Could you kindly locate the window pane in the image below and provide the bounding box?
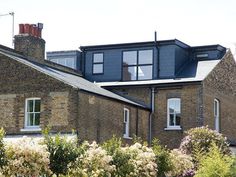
[138,65,152,80]
[169,114,174,126]
[27,113,34,126]
[138,50,153,64]
[66,58,76,69]
[123,122,126,135]
[94,53,103,63]
[34,100,41,112]
[175,99,181,113]
[34,113,40,126]
[93,64,103,74]
[123,66,137,81]
[124,111,128,122]
[123,51,137,65]
[27,100,34,112]
[58,59,66,65]
[176,113,181,126]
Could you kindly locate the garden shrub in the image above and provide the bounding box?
[152,139,172,177]
[102,136,134,177]
[179,126,230,161]
[167,149,194,177]
[3,136,51,176]
[43,129,79,176]
[103,137,157,177]
[195,143,234,177]
[124,143,157,177]
[0,128,6,169]
[67,141,115,177]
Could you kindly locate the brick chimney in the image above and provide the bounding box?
[14,23,45,61]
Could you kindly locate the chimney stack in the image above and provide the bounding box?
[14,23,45,61]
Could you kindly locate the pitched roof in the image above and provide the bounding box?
[96,59,221,87]
[0,48,149,109]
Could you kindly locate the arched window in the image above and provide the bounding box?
[214,99,220,132]
[167,98,181,129]
[123,108,130,138]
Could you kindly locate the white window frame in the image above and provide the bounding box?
[214,99,220,132]
[165,98,181,130]
[123,108,130,138]
[22,98,41,131]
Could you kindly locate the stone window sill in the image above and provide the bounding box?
[20,127,42,132]
[164,127,182,131]
[123,136,133,140]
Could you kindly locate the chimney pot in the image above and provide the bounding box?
[24,24,30,34]
[19,24,24,34]
[14,22,45,61]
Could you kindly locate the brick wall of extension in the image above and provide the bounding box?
[0,53,150,143]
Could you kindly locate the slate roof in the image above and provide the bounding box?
[96,59,221,87]
[0,48,149,109]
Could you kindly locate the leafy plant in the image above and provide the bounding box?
[0,128,6,169]
[43,128,79,176]
[195,143,234,177]
[152,138,172,177]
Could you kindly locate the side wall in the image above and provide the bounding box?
[77,91,150,143]
[108,84,202,148]
[203,51,236,143]
[0,54,78,134]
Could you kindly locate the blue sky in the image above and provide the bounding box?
[1,0,236,53]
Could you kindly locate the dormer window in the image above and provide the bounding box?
[122,49,153,81]
[93,53,104,74]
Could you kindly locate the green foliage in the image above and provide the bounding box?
[152,139,172,177]
[195,143,234,177]
[102,136,134,177]
[0,128,6,168]
[43,128,79,176]
[179,126,231,161]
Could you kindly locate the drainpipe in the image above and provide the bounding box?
[149,87,155,144]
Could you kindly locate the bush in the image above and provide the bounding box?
[152,139,172,177]
[167,149,194,177]
[102,136,134,176]
[0,128,6,169]
[179,126,230,161]
[103,137,157,177]
[195,143,234,177]
[3,136,51,176]
[43,130,79,176]
[67,141,115,177]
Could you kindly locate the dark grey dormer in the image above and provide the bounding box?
[47,40,226,82]
[47,50,81,71]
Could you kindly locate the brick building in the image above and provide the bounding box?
[0,24,150,143]
[0,23,235,148]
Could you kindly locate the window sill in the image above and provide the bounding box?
[20,128,42,132]
[123,136,132,140]
[164,127,182,131]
